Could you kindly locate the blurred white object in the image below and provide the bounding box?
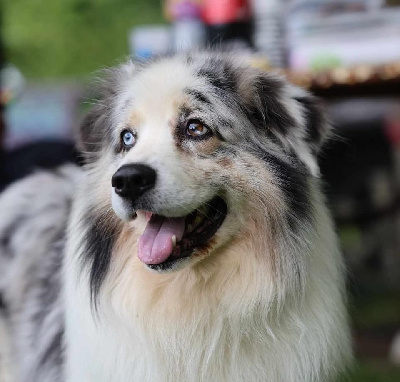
[390,331,400,365]
[252,0,286,67]
[166,0,205,52]
[4,83,81,150]
[287,8,400,70]
[130,26,172,59]
[172,19,204,52]
[0,65,25,106]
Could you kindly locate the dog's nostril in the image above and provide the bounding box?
[112,176,125,191]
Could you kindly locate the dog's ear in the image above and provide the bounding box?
[248,73,330,177]
[291,92,330,155]
[76,61,135,163]
[286,90,331,177]
[76,104,106,162]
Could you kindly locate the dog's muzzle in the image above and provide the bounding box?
[112,164,157,200]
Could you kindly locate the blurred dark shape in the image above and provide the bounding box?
[202,0,253,49]
[319,98,400,369]
[322,99,400,291]
[0,140,79,192]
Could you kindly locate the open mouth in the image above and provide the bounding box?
[137,196,227,271]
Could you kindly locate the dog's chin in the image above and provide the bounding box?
[112,193,228,273]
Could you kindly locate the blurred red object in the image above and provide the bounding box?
[202,0,252,25]
[164,0,202,21]
[385,112,400,148]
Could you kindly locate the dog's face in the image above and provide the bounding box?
[80,53,328,274]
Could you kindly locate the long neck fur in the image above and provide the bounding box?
[65,181,351,382]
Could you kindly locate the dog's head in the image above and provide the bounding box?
[79,53,329,276]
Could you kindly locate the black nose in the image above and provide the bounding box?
[112,164,157,199]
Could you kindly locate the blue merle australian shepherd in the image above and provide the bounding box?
[0,52,352,381]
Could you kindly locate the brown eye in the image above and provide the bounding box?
[186,120,210,138]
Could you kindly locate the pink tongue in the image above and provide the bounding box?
[138,215,185,265]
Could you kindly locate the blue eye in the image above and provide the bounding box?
[121,130,135,148]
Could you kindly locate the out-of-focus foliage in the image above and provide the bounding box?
[348,362,400,382]
[2,0,164,78]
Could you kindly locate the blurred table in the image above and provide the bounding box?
[288,61,400,98]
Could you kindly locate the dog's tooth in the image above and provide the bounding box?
[172,235,177,248]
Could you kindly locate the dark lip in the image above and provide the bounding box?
[147,196,228,271]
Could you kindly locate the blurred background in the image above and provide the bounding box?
[0,1,399,380]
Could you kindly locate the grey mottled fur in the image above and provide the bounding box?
[0,165,79,382]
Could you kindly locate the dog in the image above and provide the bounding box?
[0,52,352,381]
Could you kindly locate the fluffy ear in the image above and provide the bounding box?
[76,101,110,163]
[285,88,331,177]
[292,91,330,155]
[76,61,136,163]
[248,73,330,177]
